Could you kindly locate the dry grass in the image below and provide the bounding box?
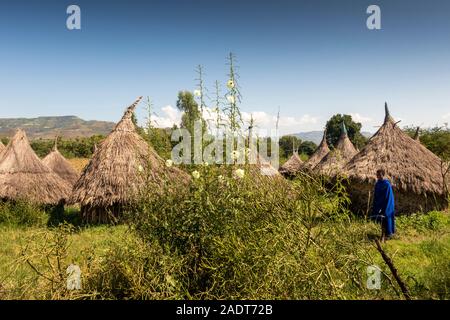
[0,129,72,205]
[67,158,90,173]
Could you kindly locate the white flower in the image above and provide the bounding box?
[226,95,235,104]
[165,159,173,167]
[231,150,240,161]
[218,175,224,181]
[194,89,202,97]
[203,161,209,167]
[234,169,245,179]
[192,170,200,179]
[227,79,235,89]
[138,165,144,172]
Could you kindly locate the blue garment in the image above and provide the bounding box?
[371,179,395,236]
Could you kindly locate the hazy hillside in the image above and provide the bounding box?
[292,131,373,144]
[0,116,115,139]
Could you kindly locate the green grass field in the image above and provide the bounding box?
[0,209,448,300]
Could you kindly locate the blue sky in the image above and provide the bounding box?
[0,0,449,134]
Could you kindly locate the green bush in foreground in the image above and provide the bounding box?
[0,201,48,227]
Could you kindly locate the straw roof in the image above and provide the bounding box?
[303,130,330,170]
[70,97,190,220]
[0,129,72,205]
[279,153,303,177]
[314,122,357,175]
[42,139,79,186]
[344,103,447,214]
[255,153,281,177]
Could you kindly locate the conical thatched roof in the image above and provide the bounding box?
[279,153,303,176]
[344,103,447,214]
[42,138,79,186]
[255,153,281,177]
[0,129,72,205]
[70,97,190,220]
[314,122,357,175]
[303,130,330,170]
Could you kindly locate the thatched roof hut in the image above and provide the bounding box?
[314,122,357,176]
[303,130,330,171]
[70,97,190,223]
[0,129,72,205]
[279,153,303,177]
[344,103,448,214]
[42,138,79,186]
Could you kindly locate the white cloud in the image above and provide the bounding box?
[443,113,450,120]
[350,113,372,124]
[148,105,319,135]
[150,105,181,128]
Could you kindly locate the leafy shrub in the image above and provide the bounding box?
[127,165,388,299]
[0,201,48,227]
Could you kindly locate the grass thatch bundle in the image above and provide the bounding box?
[314,122,357,176]
[0,129,72,205]
[303,130,330,171]
[70,97,190,223]
[279,153,303,177]
[0,140,5,156]
[344,103,448,214]
[42,139,79,186]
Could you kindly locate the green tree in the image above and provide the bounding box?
[278,135,301,158]
[325,114,367,150]
[299,141,317,156]
[404,125,450,161]
[177,91,203,134]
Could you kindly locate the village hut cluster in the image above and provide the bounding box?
[0,99,448,221]
[278,103,448,214]
[0,97,191,222]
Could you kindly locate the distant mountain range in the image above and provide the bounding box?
[0,116,115,139]
[0,115,374,143]
[292,131,373,145]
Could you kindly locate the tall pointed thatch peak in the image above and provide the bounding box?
[314,124,357,176]
[114,96,143,132]
[414,126,420,141]
[340,121,348,137]
[53,136,59,151]
[0,129,71,204]
[303,129,330,170]
[384,102,394,124]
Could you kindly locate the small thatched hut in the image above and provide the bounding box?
[344,103,448,214]
[0,129,72,205]
[43,138,79,186]
[303,130,330,171]
[279,153,303,177]
[70,97,190,223]
[314,122,357,176]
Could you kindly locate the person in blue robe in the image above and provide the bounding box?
[371,169,395,241]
